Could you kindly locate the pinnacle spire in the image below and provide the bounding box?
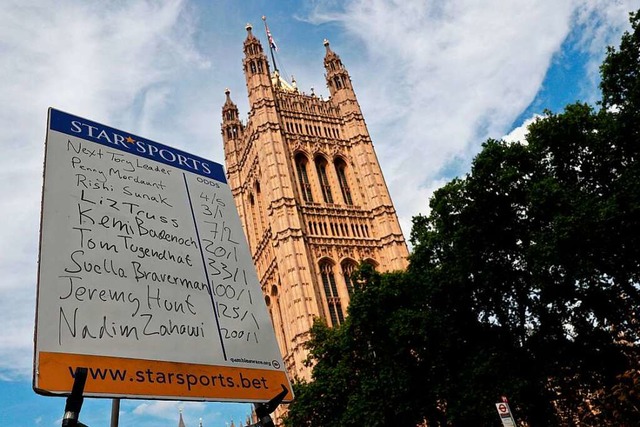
[224,88,235,106]
[323,38,340,63]
[323,39,353,96]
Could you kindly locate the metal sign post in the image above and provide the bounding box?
[110,398,120,427]
[61,367,88,427]
[250,384,289,427]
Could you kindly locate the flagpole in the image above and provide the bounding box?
[110,398,120,427]
[262,16,279,73]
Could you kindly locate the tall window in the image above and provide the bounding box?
[320,261,344,326]
[363,259,378,271]
[315,157,333,203]
[255,181,266,234]
[341,260,357,295]
[248,193,258,248]
[295,154,313,203]
[335,159,353,205]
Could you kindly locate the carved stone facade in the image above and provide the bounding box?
[221,24,409,381]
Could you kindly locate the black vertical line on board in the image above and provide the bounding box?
[182,173,227,360]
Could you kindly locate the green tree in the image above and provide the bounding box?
[284,10,640,427]
[284,268,437,427]
[411,11,640,417]
[410,104,638,425]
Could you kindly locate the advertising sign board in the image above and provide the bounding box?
[34,109,292,402]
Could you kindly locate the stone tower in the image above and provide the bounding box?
[221,24,409,380]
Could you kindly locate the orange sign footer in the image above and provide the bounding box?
[35,352,293,402]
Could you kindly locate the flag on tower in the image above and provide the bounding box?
[263,16,278,51]
[267,26,278,51]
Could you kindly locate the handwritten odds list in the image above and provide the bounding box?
[35,109,290,401]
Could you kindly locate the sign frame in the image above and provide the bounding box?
[34,108,293,403]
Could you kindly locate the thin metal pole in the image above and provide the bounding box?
[110,398,120,427]
[262,16,279,73]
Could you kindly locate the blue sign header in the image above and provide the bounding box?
[48,108,226,183]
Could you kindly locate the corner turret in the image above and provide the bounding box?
[323,39,366,138]
[323,39,354,96]
[243,23,273,104]
[221,88,244,174]
[222,88,243,140]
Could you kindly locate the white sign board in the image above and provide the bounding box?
[495,402,516,427]
[34,108,292,402]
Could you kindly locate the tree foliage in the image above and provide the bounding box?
[285,269,434,427]
[284,10,640,427]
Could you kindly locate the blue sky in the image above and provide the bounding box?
[1,1,639,426]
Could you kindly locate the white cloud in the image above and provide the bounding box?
[132,400,205,419]
[128,400,252,427]
[503,114,543,144]
[301,0,640,237]
[0,0,209,378]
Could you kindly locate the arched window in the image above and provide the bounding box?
[315,157,333,203]
[255,181,266,234]
[341,260,357,295]
[335,158,353,205]
[320,261,344,326]
[248,192,258,248]
[266,284,289,354]
[362,258,379,271]
[295,154,313,203]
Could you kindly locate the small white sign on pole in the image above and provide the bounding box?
[34,108,293,403]
[495,402,517,427]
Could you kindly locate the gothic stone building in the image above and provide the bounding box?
[221,24,409,381]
